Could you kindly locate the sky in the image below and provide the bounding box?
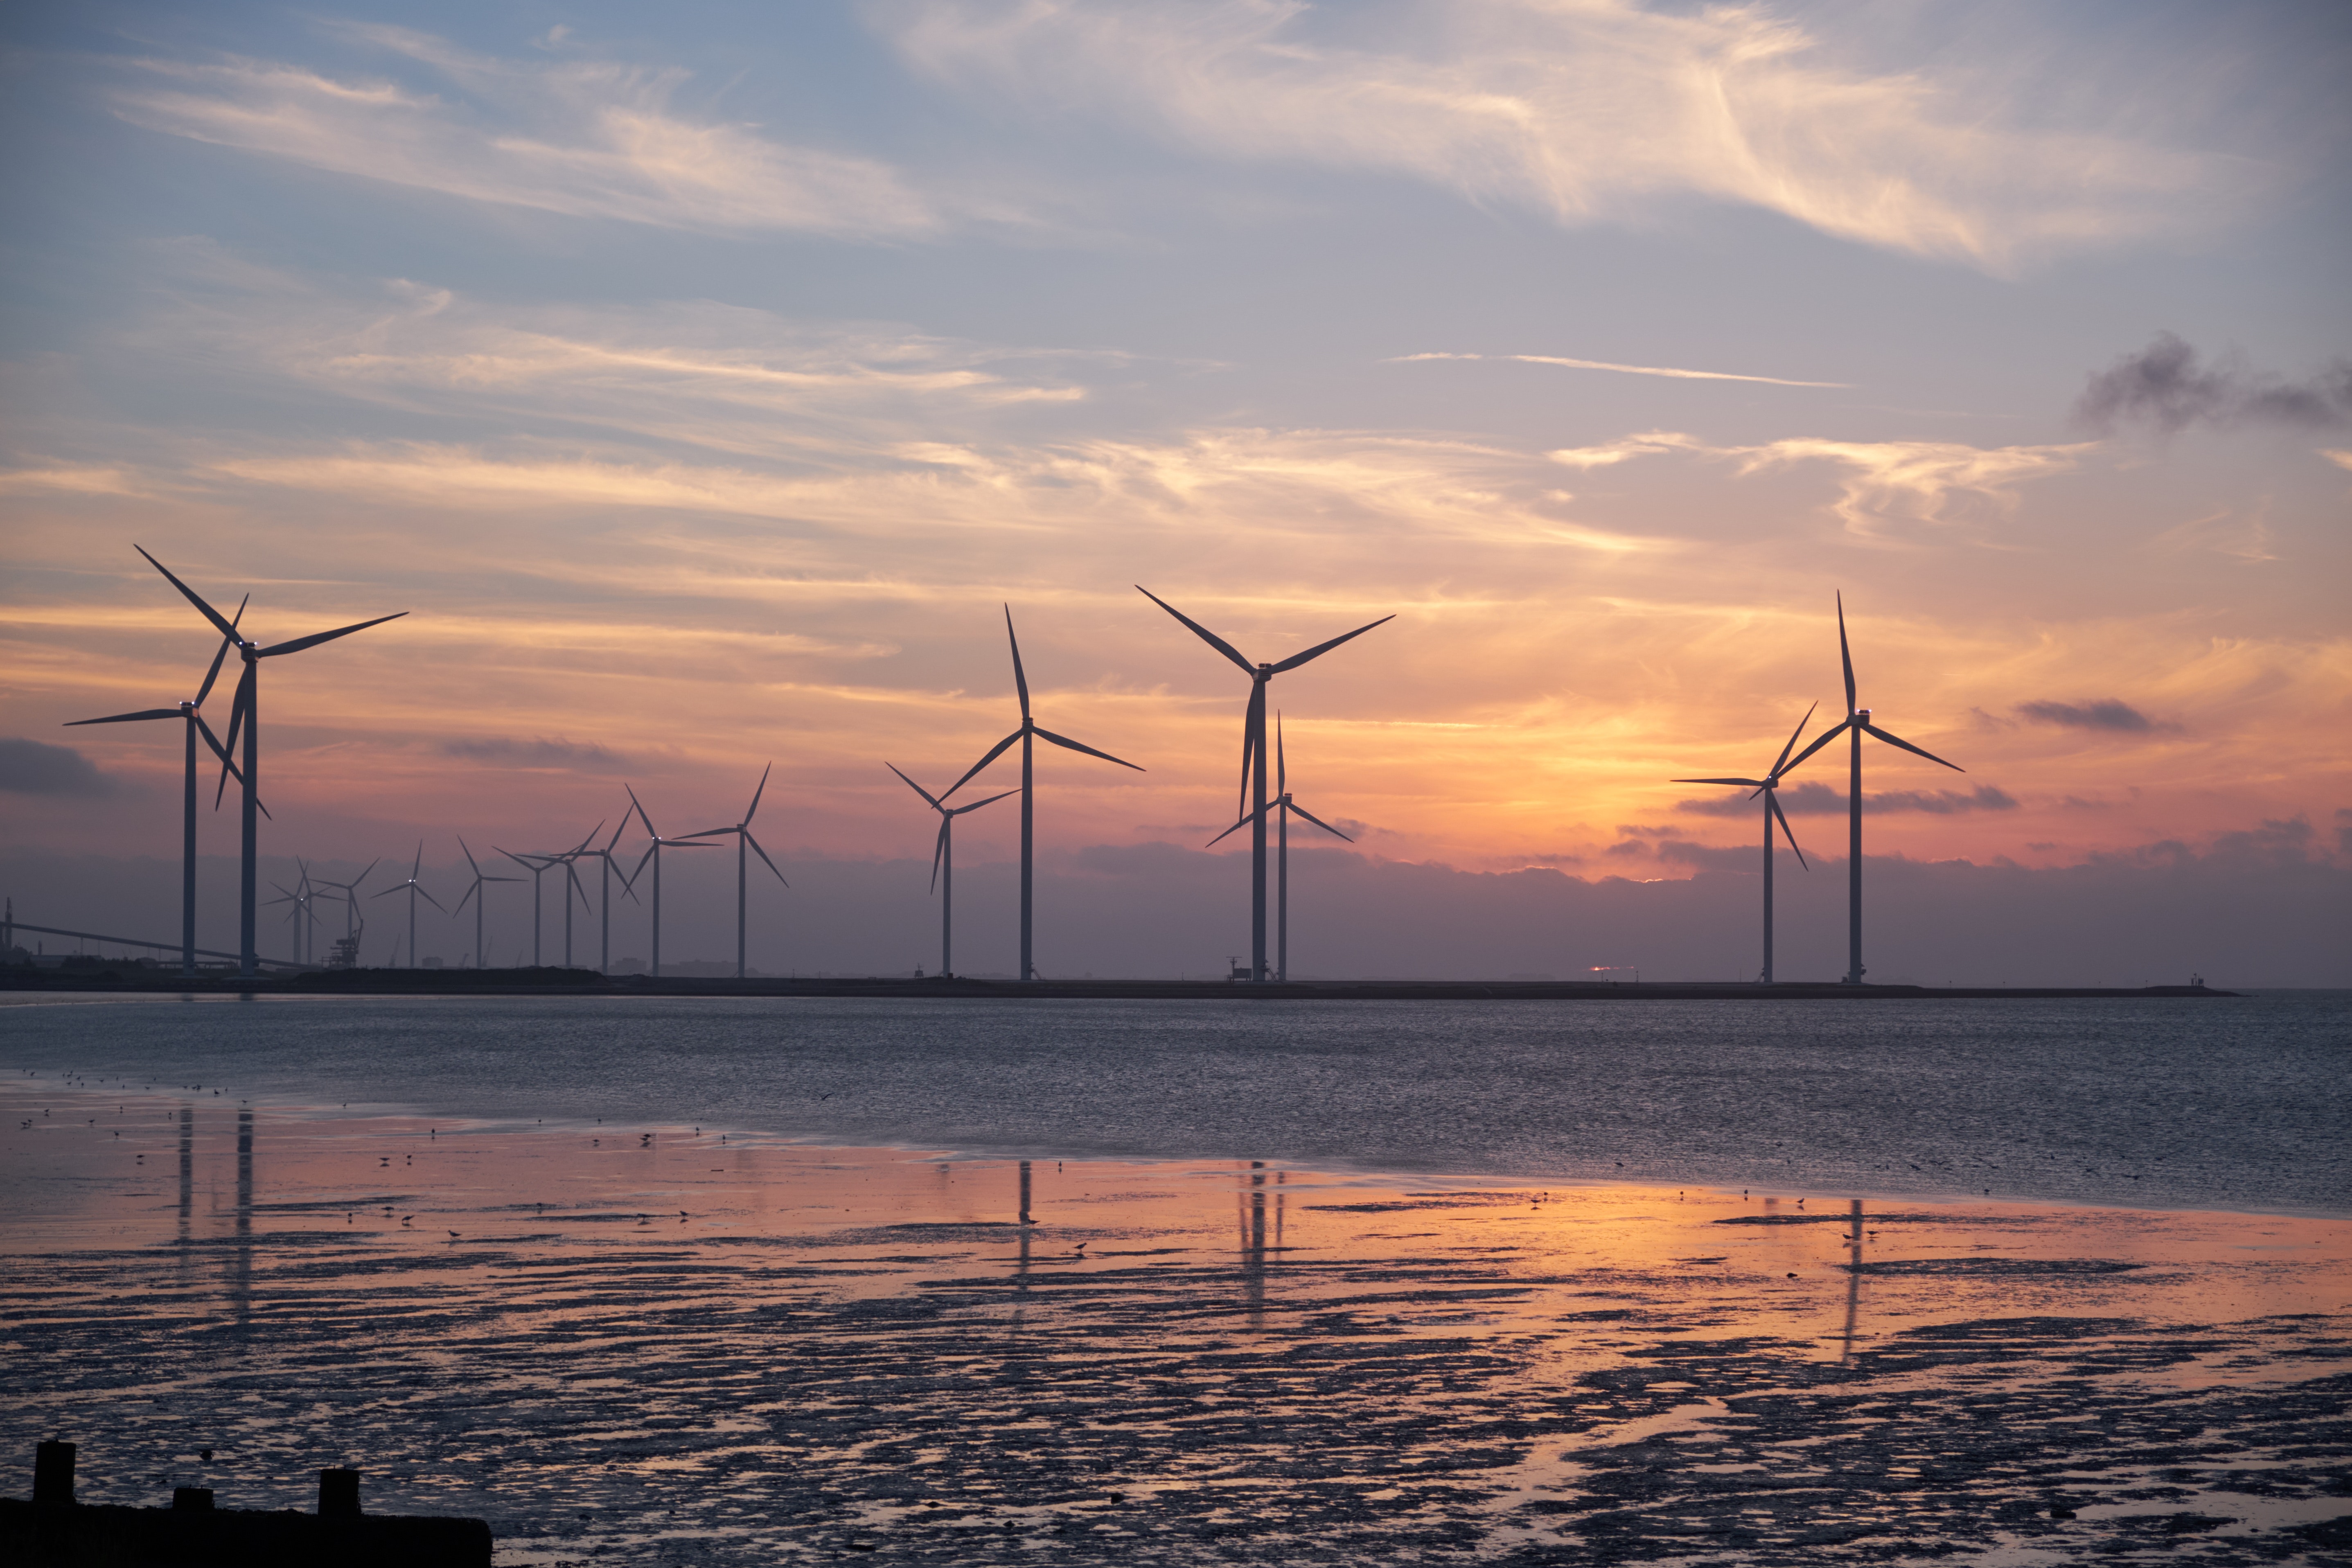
[3,0,2347,980]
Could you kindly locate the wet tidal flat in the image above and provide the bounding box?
[2,1084,2348,1565]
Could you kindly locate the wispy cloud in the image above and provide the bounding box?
[1544,429,2087,533]
[2074,333,2352,437]
[2016,698,2163,734]
[109,28,965,238]
[1677,781,2018,817]
[1390,352,1845,388]
[888,0,2231,269]
[441,735,634,771]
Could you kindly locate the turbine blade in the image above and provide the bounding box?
[744,829,787,886]
[1033,725,1143,771]
[602,814,628,854]
[1862,722,1964,772]
[1135,586,1254,675]
[412,839,424,878]
[134,546,241,642]
[564,858,591,910]
[1267,613,1394,674]
[65,709,182,725]
[1780,718,1851,775]
[496,848,537,872]
[195,628,237,709]
[887,762,943,810]
[1276,711,1285,795]
[1204,807,1262,849]
[1004,605,1032,721]
[948,787,1020,816]
[1770,790,1808,869]
[931,818,949,892]
[745,761,771,825]
[1769,701,1818,778]
[1836,592,1856,715]
[1671,777,1765,787]
[633,843,657,881]
[626,784,657,840]
[940,730,1023,800]
[455,882,478,915]
[1238,683,1264,818]
[1286,800,1353,842]
[418,887,448,914]
[373,884,405,899]
[349,858,377,894]
[257,611,408,658]
[458,836,481,876]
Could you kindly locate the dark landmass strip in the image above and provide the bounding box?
[0,967,2239,1000]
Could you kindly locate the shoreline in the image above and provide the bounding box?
[0,971,2241,1000]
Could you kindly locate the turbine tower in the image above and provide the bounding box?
[627,787,713,978]
[374,843,445,969]
[560,817,635,974]
[453,837,522,969]
[63,598,252,975]
[683,765,789,979]
[1138,587,1391,982]
[1205,714,1351,982]
[1671,704,1815,984]
[940,608,1141,982]
[135,546,405,978]
[1781,595,1964,985]
[888,764,1017,980]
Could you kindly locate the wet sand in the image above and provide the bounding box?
[2,1081,2347,1564]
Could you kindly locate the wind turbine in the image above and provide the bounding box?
[64,597,254,975]
[563,816,636,973]
[940,608,1141,982]
[1780,595,1964,985]
[681,765,789,980]
[1137,587,1391,983]
[1205,714,1351,982]
[309,859,377,967]
[1671,704,1814,984]
[374,843,446,969]
[134,546,405,978]
[497,848,559,967]
[264,865,323,966]
[888,764,1018,979]
[453,838,523,969]
[627,787,714,978]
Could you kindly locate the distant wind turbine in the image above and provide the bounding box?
[63,597,253,975]
[560,816,637,973]
[627,787,715,978]
[888,764,1017,979]
[309,859,377,967]
[1206,714,1351,982]
[1781,595,1964,985]
[683,765,789,979]
[1138,587,1391,982]
[374,843,446,969]
[1671,704,1814,984]
[454,837,523,969]
[940,608,1141,982]
[134,546,405,977]
[497,848,560,968]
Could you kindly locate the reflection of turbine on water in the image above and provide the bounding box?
[1237,1162,1285,1332]
[176,1105,194,1286]
[1840,1199,1864,1361]
[231,1109,253,1334]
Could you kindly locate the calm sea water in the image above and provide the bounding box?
[2,991,2346,1216]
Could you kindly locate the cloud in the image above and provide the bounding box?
[1393,352,1845,389]
[1722,437,2090,534]
[2016,698,2161,733]
[889,0,2229,269]
[1545,428,2086,532]
[1677,782,2017,817]
[441,736,635,771]
[2073,333,2352,437]
[110,29,960,239]
[0,738,119,798]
